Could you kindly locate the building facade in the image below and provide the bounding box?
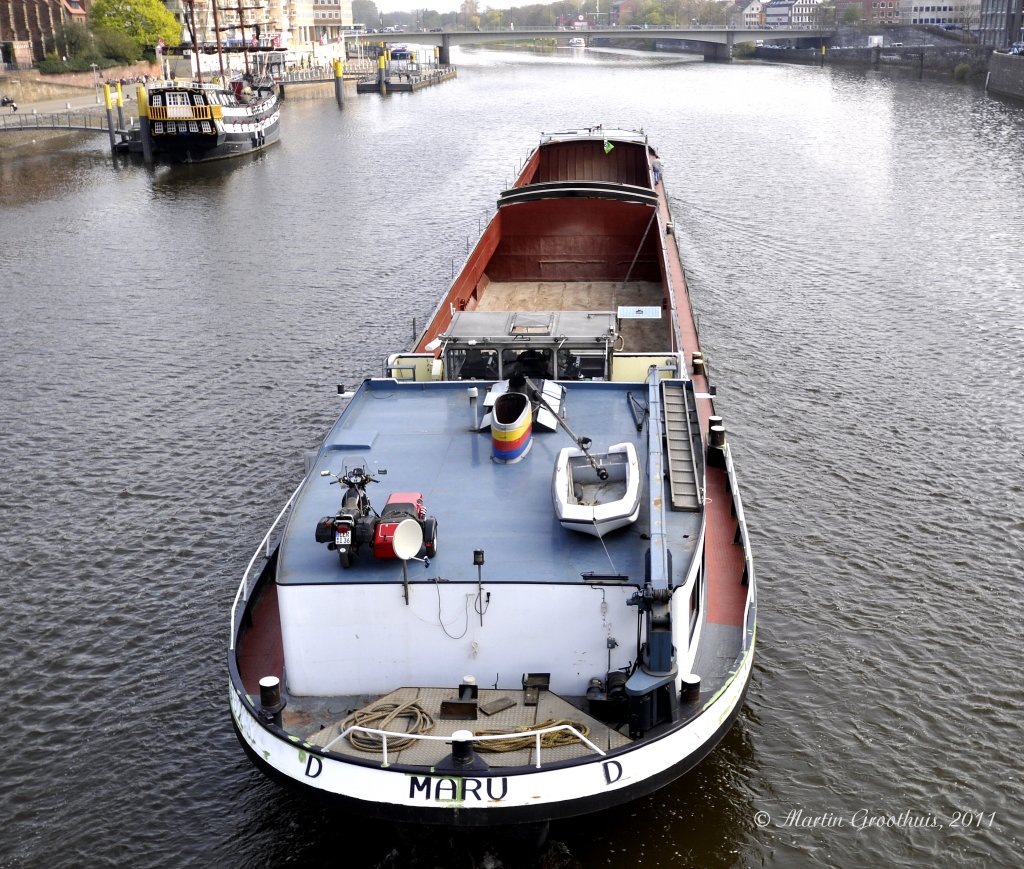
[0,0,87,64]
[742,0,766,26]
[903,1,980,26]
[873,0,900,22]
[977,0,1023,44]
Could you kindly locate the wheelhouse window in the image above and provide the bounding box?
[448,347,498,380]
[558,349,607,380]
[502,348,553,379]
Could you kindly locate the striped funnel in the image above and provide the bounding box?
[491,391,533,463]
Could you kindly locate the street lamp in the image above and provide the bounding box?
[90,63,100,104]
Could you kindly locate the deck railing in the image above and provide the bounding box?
[319,722,607,769]
[147,104,223,121]
[724,445,757,646]
[229,480,303,649]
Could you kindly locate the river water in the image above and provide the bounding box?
[1,46,1021,868]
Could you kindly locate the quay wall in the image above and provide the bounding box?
[755,44,992,77]
[986,52,1024,101]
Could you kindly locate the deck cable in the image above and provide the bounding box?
[472,718,591,752]
[339,700,436,751]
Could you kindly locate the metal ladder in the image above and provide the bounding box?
[662,381,702,511]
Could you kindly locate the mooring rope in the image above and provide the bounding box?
[473,718,590,753]
[341,700,436,752]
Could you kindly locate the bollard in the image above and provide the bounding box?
[708,422,727,468]
[681,673,701,703]
[451,730,476,766]
[692,352,705,376]
[259,675,286,726]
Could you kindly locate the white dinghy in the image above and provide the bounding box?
[552,441,641,536]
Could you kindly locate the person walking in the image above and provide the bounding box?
[10,101,17,113]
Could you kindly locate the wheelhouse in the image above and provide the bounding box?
[440,310,619,382]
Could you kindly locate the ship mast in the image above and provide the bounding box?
[185,0,203,83]
[210,0,228,82]
[236,1,251,77]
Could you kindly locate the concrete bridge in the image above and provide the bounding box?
[355,25,834,63]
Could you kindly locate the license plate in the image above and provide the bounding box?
[335,530,352,545]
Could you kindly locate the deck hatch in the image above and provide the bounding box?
[510,312,555,335]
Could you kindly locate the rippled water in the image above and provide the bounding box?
[1,48,1022,868]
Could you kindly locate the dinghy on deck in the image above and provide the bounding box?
[552,441,641,536]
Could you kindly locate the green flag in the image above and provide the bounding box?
[603,138,614,154]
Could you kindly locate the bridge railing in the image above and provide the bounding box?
[0,110,115,134]
[358,24,830,36]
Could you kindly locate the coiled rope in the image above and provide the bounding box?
[341,700,435,752]
[473,718,590,753]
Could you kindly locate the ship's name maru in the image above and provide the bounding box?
[405,760,625,802]
[408,776,509,801]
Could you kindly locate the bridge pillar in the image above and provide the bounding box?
[334,59,345,108]
[439,36,451,67]
[702,41,733,63]
[103,85,117,156]
[137,85,153,166]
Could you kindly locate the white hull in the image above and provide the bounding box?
[230,632,754,819]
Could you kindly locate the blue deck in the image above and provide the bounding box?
[277,379,702,586]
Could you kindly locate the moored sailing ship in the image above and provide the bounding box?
[228,127,756,825]
[143,0,281,162]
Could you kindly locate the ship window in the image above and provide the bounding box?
[189,121,199,132]
[448,347,498,380]
[153,122,164,134]
[152,95,163,106]
[167,121,176,133]
[201,121,212,133]
[166,92,191,107]
[502,348,553,380]
[558,349,606,380]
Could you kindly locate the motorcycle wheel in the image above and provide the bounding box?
[423,519,438,558]
[338,547,354,569]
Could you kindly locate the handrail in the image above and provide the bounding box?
[0,111,112,133]
[229,479,304,649]
[320,722,607,769]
